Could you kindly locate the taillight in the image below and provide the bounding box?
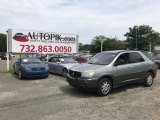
[153,60,157,64]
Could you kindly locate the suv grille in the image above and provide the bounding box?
[69,70,81,78]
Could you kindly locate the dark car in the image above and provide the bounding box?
[15,33,25,38]
[141,51,160,69]
[0,53,7,60]
[153,54,160,69]
[13,57,49,79]
[66,50,157,96]
[75,57,88,63]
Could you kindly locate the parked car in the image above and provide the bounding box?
[0,53,7,60]
[75,57,88,63]
[13,57,49,79]
[154,54,160,68]
[46,56,79,77]
[141,51,160,69]
[66,50,157,96]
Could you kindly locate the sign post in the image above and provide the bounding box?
[6,30,10,71]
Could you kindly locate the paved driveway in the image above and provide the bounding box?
[0,60,160,120]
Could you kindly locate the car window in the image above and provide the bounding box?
[51,58,59,63]
[129,52,144,63]
[88,52,118,65]
[156,54,160,60]
[61,57,76,63]
[141,51,154,61]
[115,53,130,65]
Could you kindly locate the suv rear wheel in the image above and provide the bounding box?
[144,72,153,87]
[97,78,112,96]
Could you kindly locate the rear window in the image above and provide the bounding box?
[141,51,154,60]
[129,52,144,63]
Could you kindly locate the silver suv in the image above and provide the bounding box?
[66,50,157,96]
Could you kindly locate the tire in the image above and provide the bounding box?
[62,68,68,77]
[19,70,23,79]
[44,74,49,78]
[144,72,154,87]
[96,78,112,96]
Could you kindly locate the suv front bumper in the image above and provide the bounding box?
[66,74,98,89]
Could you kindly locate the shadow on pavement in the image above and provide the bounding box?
[60,83,144,98]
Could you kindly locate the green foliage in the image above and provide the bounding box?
[90,35,126,53]
[124,25,160,51]
[79,43,91,52]
[0,34,7,52]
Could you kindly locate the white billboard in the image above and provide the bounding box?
[8,29,78,53]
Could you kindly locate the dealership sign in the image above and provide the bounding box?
[8,29,79,53]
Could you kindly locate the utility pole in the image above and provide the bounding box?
[149,42,152,52]
[135,26,138,50]
[101,38,104,52]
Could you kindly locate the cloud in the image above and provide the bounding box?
[0,0,160,44]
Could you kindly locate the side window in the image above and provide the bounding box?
[115,53,130,65]
[51,58,59,63]
[129,52,144,63]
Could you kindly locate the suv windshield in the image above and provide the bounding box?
[88,52,118,65]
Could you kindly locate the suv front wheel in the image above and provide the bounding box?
[97,78,112,96]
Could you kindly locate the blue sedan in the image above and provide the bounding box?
[13,57,49,79]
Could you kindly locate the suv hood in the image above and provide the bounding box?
[70,63,104,72]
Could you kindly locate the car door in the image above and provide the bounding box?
[47,57,60,73]
[114,53,134,85]
[129,52,147,80]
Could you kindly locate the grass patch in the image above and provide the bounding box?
[1,69,13,73]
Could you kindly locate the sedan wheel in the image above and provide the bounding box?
[13,67,16,74]
[62,68,68,77]
[97,78,112,96]
[19,70,23,79]
[144,73,153,87]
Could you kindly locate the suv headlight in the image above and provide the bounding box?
[82,70,96,78]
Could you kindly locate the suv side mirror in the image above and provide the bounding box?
[114,59,125,66]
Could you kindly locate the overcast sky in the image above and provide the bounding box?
[0,0,160,44]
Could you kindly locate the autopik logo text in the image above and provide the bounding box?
[28,32,76,42]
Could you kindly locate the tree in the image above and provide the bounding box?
[124,25,160,51]
[0,34,7,52]
[90,35,126,53]
[78,42,91,52]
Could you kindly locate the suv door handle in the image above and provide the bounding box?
[128,66,132,68]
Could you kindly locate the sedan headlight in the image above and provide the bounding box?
[82,70,96,78]
[45,66,49,70]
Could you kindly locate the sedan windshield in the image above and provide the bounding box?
[88,52,118,65]
[61,57,76,63]
[21,58,42,64]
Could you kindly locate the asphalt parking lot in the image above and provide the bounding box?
[0,60,160,120]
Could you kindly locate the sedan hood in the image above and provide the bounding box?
[70,63,104,72]
[21,63,47,68]
[62,63,79,69]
